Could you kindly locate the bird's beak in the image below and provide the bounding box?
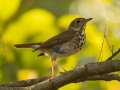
[86,18,93,22]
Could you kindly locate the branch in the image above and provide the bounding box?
[74,74,120,82]
[0,48,120,90]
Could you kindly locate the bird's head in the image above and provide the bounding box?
[69,18,92,31]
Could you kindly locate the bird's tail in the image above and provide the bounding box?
[14,43,41,49]
[14,43,45,56]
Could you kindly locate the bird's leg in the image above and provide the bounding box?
[50,57,56,79]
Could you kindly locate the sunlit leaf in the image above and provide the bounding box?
[0,0,21,21]
[63,55,77,70]
[103,81,120,90]
[18,8,55,31]
[59,83,80,90]
[2,8,57,44]
[17,69,38,80]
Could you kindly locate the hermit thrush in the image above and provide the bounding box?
[14,18,92,78]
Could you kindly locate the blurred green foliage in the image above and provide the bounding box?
[0,0,120,90]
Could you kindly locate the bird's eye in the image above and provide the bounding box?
[76,20,80,23]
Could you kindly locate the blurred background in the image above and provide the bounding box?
[0,0,120,90]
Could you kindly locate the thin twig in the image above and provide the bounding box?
[106,48,120,61]
[98,35,105,61]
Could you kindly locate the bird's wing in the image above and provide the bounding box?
[40,30,76,49]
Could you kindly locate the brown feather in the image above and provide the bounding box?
[14,43,41,48]
[40,30,76,49]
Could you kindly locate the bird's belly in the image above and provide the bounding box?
[60,43,83,56]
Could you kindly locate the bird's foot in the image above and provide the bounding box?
[49,75,55,81]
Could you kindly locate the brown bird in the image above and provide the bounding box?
[14,17,92,79]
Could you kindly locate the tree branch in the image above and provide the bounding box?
[0,48,120,90]
[74,74,120,82]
